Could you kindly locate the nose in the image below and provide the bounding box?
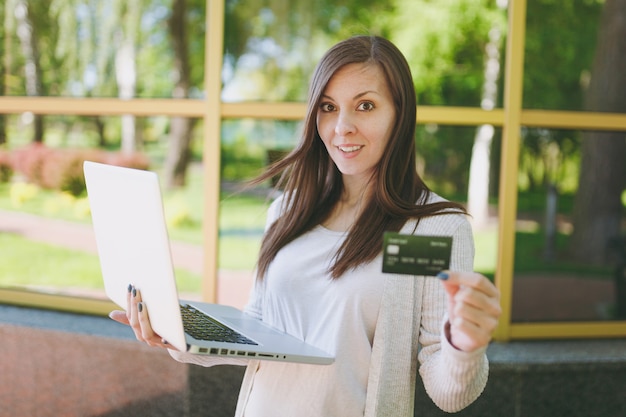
[334,111,356,137]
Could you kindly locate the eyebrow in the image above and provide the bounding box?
[321,90,379,101]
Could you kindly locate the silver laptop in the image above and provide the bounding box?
[83,161,333,365]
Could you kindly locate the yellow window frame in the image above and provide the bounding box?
[0,0,625,341]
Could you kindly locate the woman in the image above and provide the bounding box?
[112,35,501,416]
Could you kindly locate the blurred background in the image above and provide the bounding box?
[0,0,625,415]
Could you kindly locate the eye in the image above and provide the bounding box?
[319,102,336,112]
[358,101,375,111]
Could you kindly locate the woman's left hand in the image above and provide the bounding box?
[438,271,501,352]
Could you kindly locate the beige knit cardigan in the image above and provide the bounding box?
[234,198,488,416]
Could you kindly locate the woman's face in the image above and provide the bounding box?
[316,63,396,186]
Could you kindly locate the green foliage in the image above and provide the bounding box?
[0,150,13,182]
[220,136,266,181]
[416,125,476,196]
[517,190,576,216]
[514,231,612,276]
[379,1,507,195]
[517,0,604,193]
[523,0,603,110]
[388,0,505,106]
[223,0,389,101]
[219,193,270,230]
[3,0,611,199]
[518,129,582,192]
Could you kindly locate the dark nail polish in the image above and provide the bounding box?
[137,302,143,313]
[437,272,449,280]
[127,284,133,293]
[132,288,137,297]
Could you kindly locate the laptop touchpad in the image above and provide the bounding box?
[225,318,279,334]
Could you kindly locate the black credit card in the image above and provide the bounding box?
[382,232,452,276]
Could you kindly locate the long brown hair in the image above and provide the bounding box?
[251,35,466,279]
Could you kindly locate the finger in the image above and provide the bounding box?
[129,285,143,341]
[136,301,158,345]
[454,286,502,319]
[136,301,171,349]
[128,288,170,349]
[448,288,500,353]
[449,317,493,352]
[109,310,130,325]
[452,301,500,334]
[125,283,132,321]
[438,271,499,298]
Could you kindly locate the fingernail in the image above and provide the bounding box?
[137,302,143,313]
[162,339,169,345]
[132,287,137,297]
[437,272,449,280]
[127,284,133,293]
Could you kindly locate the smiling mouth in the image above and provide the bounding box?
[338,145,363,153]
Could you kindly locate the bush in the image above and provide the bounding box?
[0,150,13,183]
[10,144,151,196]
[221,138,265,181]
[11,143,54,185]
[40,148,106,196]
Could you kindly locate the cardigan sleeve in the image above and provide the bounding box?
[417,217,489,412]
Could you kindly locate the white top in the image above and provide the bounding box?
[242,224,385,416]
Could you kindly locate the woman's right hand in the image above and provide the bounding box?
[109,284,175,350]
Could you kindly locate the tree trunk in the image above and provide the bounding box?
[467,23,502,227]
[569,0,626,264]
[115,39,137,154]
[94,116,107,148]
[163,0,194,188]
[14,0,44,143]
[0,1,6,146]
[165,117,194,188]
[114,2,142,154]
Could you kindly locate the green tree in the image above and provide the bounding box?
[390,0,505,106]
[520,0,603,193]
[569,0,626,264]
[387,0,505,195]
[222,0,387,102]
[163,0,198,188]
[523,0,602,111]
[12,0,45,142]
[52,0,119,146]
[114,1,143,154]
[0,1,6,146]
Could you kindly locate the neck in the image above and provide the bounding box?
[341,175,372,206]
[322,178,372,232]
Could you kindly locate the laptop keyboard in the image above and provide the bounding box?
[180,304,258,345]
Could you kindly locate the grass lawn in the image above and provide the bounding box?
[473,227,498,278]
[0,233,202,293]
